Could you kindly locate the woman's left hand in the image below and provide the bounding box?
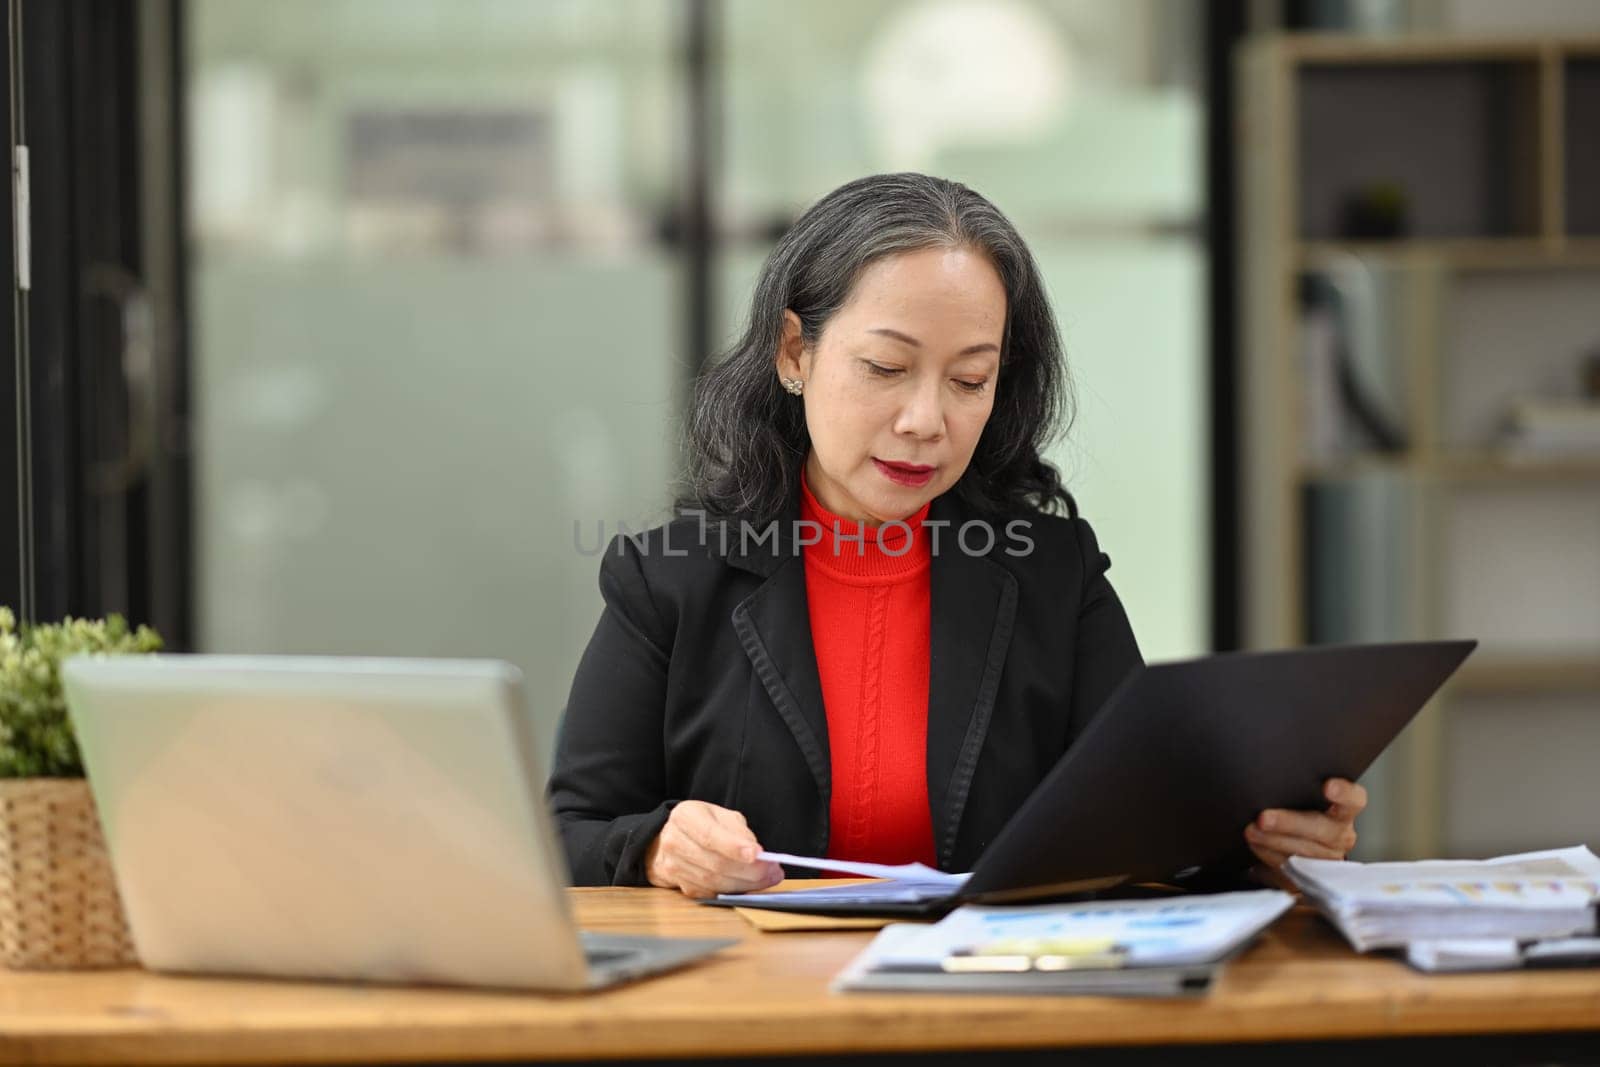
[1245,777,1367,872]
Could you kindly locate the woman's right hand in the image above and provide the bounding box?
[645,800,785,899]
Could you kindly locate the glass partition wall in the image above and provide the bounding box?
[188,1,685,767]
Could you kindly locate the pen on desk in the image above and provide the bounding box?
[940,937,1129,973]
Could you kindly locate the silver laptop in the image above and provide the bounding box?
[61,654,733,990]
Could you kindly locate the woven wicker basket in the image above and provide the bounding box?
[0,778,138,969]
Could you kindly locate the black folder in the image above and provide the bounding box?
[707,639,1477,917]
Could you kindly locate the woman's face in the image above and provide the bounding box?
[777,245,1005,525]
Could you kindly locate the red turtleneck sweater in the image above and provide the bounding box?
[799,468,936,867]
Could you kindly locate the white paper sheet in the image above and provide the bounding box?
[830,921,1227,996]
[714,853,972,907]
[1286,845,1600,907]
[1408,935,1600,972]
[1406,939,1522,972]
[866,890,1295,970]
[757,851,970,886]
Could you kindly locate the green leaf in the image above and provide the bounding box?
[0,608,164,778]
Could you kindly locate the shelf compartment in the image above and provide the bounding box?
[1439,267,1600,450]
[1453,655,1600,693]
[1296,60,1545,241]
[1442,688,1600,858]
[1300,453,1600,484]
[1298,237,1600,271]
[1442,484,1600,658]
[1565,57,1600,236]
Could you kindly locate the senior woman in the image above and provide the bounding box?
[548,173,1366,898]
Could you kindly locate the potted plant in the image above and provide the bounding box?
[0,607,162,969]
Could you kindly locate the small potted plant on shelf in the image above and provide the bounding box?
[0,607,161,969]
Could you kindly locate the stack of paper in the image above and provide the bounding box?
[831,890,1294,997]
[1285,846,1600,954]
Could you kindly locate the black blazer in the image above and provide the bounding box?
[547,486,1149,887]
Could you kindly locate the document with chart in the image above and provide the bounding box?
[1286,845,1600,952]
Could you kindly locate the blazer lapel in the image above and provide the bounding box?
[725,498,832,804]
[924,493,1019,870]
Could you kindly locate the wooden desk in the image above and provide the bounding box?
[0,885,1597,1066]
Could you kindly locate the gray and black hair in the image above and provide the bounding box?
[677,172,1077,524]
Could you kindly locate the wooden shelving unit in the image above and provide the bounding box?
[1298,238,1600,272]
[1301,452,1600,484]
[1454,656,1600,695]
[1237,34,1600,859]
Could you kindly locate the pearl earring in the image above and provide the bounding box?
[781,377,804,396]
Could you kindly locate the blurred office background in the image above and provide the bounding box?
[5,0,1598,860]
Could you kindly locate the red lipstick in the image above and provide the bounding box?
[873,458,935,488]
